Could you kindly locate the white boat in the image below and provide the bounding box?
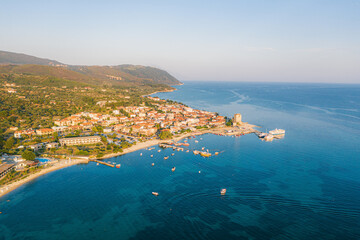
[172,167,176,172]
[269,129,285,135]
[264,134,274,141]
[152,192,159,196]
[151,155,153,157]
[258,132,267,138]
[221,188,226,195]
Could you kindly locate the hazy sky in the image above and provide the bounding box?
[1,0,360,83]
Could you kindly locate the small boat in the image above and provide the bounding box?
[221,188,226,195]
[202,147,205,150]
[264,134,274,141]
[116,164,121,168]
[152,192,159,196]
[198,171,201,174]
[158,150,161,152]
[193,150,199,155]
[151,155,153,157]
[96,163,99,166]
[195,140,199,143]
[171,153,174,156]
[152,163,154,166]
[215,152,219,155]
[172,167,176,172]
[200,152,211,157]
[186,150,189,153]
[164,156,169,160]
[140,153,142,156]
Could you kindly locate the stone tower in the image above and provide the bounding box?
[233,113,242,125]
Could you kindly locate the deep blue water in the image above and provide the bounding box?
[1,82,360,240]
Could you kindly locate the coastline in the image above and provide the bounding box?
[0,122,256,199]
[99,124,257,160]
[0,158,89,199]
[142,88,176,98]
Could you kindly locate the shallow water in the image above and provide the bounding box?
[0,82,359,240]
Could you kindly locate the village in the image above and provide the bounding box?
[1,96,250,185]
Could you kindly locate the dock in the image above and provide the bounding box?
[90,160,115,167]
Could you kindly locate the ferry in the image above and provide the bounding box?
[152,192,159,196]
[269,129,285,135]
[221,188,227,195]
[172,167,176,172]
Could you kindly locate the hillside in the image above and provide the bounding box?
[0,50,64,66]
[0,50,181,86]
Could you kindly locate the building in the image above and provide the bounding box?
[0,163,15,178]
[36,128,55,136]
[46,142,59,149]
[103,127,113,133]
[59,136,101,146]
[233,113,242,125]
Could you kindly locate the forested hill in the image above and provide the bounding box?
[0,50,181,86]
[0,50,64,66]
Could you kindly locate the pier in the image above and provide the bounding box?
[91,160,115,167]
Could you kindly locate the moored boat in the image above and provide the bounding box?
[172,167,176,172]
[221,188,226,195]
[164,156,169,160]
[269,129,285,135]
[200,152,211,157]
[116,164,121,168]
[264,134,274,141]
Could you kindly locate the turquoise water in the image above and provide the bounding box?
[1,82,360,239]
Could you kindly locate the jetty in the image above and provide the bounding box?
[91,160,115,167]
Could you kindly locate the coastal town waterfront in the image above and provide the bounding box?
[0,92,262,197]
[1,82,359,239]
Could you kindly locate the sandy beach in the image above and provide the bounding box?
[0,158,89,199]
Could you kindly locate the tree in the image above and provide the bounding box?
[22,150,36,161]
[5,137,15,149]
[159,130,172,140]
[226,119,233,126]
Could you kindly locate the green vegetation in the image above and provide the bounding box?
[159,130,173,140]
[21,150,36,161]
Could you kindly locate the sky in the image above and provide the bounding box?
[1,0,360,83]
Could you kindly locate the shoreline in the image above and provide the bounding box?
[0,124,257,199]
[0,158,89,199]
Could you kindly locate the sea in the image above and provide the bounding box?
[0,82,359,240]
